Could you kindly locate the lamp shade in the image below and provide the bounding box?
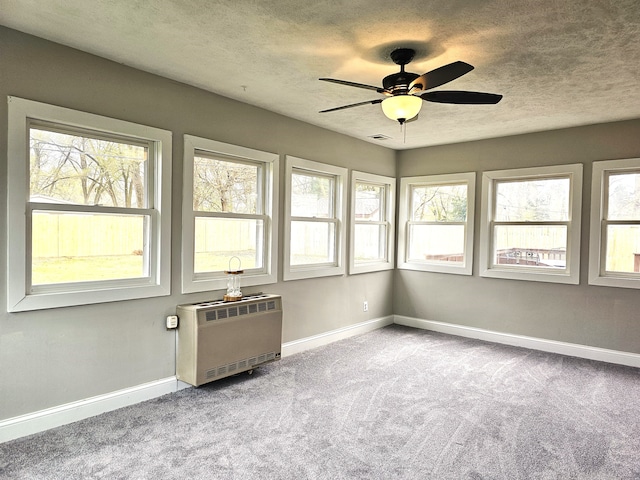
[381,95,422,123]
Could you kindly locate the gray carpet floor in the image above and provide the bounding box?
[1,325,639,479]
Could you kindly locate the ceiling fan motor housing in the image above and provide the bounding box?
[384,48,420,95]
[383,71,420,95]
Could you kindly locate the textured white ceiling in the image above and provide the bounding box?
[2,0,639,150]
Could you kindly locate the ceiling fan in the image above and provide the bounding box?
[319,48,502,124]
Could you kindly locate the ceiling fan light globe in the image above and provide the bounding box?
[381,95,422,123]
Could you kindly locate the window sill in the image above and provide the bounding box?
[182,272,277,294]
[283,265,345,281]
[588,275,640,290]
[480,266,579,285]
[398,261,472,276]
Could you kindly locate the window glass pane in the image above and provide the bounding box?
[290,221,334,265]
[30,127,147,207]
[355,183,383,222]
[495,178,570,222]
[493,225,567,268]
[409,224,465,263]
[291,172,333,218]
[193,155,259,214]
[605,225,640,273]
[354,224,385,262]
[31,211,146,284]
[607,172,640,221]
[194,217,263,272]
[411,184,467,222]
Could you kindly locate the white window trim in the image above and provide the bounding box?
[181,135,279,294]
[7,96,172,312]
[479,164,582,285]
[397,172,476,275]
[589,158,640,289]
[349,171,396,275]
[283,156,347,281]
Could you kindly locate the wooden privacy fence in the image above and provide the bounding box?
[194,218,257,253]
[32,213,143,257]
[33,213,256,258]
[31,213,640,271]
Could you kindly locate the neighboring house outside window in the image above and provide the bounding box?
[181,135,278,293]
[398,172,475,275]
[349,171,396,275]
[7,97,172,312]
[479,164,583,284]
[283,156,347,281]
[589,158,640,289]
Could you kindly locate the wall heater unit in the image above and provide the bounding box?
[176,294,282,387]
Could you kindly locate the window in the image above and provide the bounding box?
[349,171,396,274]
[479,164,582,284]
[7,96,172,312]
[398,172,475,275]
[589,158,640,289]
[284,156,347,281]
[182,135,278,293]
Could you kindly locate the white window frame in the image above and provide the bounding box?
[397,172,476,275]
[283,156,347,281]
[589,158,640,289]
[181,135,279,293]
[7,96,172,312]
[349,171,396,275]
[479,164,582,284]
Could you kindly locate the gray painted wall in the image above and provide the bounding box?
[2,25,639,423]
[0,27,395,420]
[396,120,640,353]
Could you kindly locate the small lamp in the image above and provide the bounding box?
[381,95,422,124]
[223,256,243,302]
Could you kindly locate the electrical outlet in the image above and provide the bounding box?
[363,301,368,312]
[166,315,178,329]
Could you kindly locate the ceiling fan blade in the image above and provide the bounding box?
[421,90,503,104]
[319,99,383,113]
[319,78,385,93]
[409,61,474,92]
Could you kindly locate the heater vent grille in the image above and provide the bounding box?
[205,351,278,380]
[202,301,274,322]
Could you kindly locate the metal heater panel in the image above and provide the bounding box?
[176,295,282,386]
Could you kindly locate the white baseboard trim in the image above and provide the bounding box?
[6,315,634,444]
[1,317,395,444]
[0,377,179,444]
[394,315,640,368]
[282,315,394,357]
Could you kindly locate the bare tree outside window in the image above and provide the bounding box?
[408,183,468,264]
[193,156,258,214]
[30,128,147,207]
[191,155,264,273]
[291,172,333,218]
[412,184,467,222]
[29,127,150,285]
